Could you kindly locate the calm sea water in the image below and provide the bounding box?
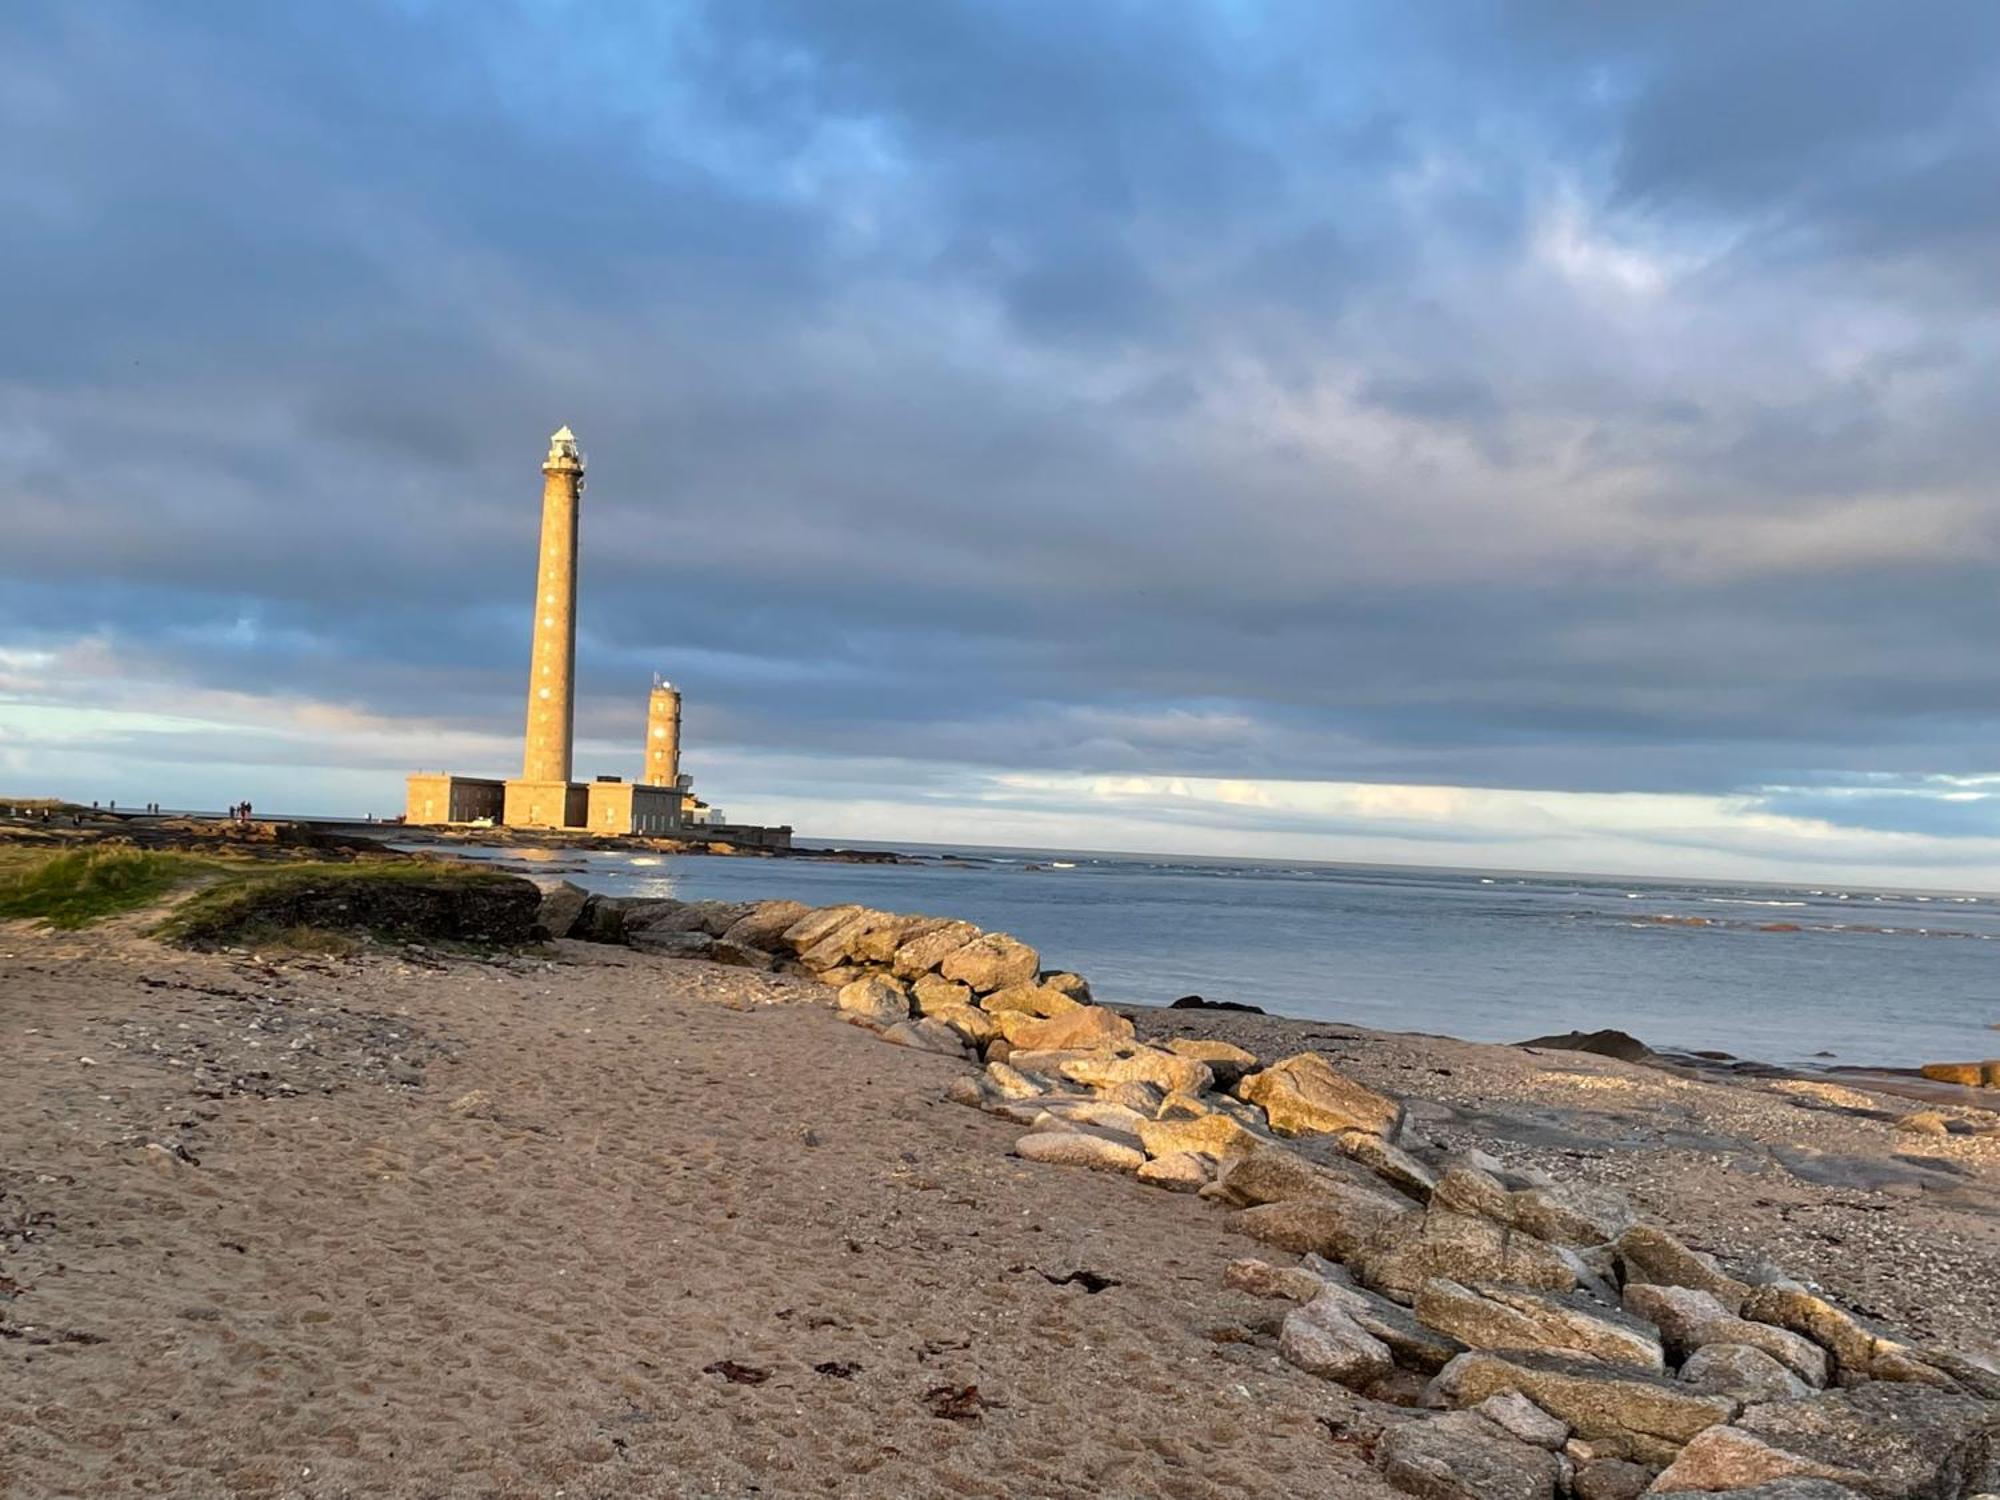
[451,842,2000,1071]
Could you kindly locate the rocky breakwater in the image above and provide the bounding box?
[541,889,2000,1499]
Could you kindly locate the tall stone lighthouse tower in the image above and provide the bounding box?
[645,676,682,788]
[501,425,588,829]
[523,426,584,783]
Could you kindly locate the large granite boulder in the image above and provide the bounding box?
[1224,1258,1326,1302]
[880,1018,971,1057]
[1680,1344,1813,1402]
[1012,1131,1144,1173]
[981,982,1084,1018]
[1234,1192,1415,1262]
[718,899,812,951]
[1278,1292,1394,1387]
[1001,1006,1133,1052]
[1624,1284,1827,1386]
[1009,1044,1213,1096]
[1163,1037,1260,1088]
[798,909,901,970]
[836,975,910,1027]
[889,919,982,978]
[848,913,952,964]
[779,904,866,953]
[1317,1276,1465,1374]
[1135,1112,1265,1162]
[1426,1350,1738,1468]
[1375,1410,1563,1500]
[532,879,589,939]
[1237,1052,1401,1138]
[1357,1210,1583,1303]
[1211,1144,1418,1213]
[928,1003,999,1048]
[940,933,1042,993]
[1414,1279,1665,1371]
[1615,1225,1751,1312]
[1728,1382,2000,1498]
[1738,1284,1947,1387]
[911,972,977,1014]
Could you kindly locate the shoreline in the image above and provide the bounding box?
[4,903,1996,1496]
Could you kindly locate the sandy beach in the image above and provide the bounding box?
[5,910,1997,1499]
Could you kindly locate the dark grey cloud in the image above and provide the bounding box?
[5,0,2000,832]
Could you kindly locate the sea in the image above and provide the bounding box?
[445,840,2000,1072]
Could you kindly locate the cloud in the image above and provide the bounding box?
[4,1,2000,878]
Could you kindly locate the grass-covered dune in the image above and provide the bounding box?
[0,847,215,929]
[156,861,543,949]
[0,841,544,950]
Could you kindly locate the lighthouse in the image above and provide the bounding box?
[645,676,682,789]
[522,426,584,784]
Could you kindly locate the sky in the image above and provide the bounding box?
[4,1,2000,885]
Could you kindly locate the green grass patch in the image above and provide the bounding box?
[0,848,217,929]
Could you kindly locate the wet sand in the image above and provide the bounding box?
[3,925,1996,1498]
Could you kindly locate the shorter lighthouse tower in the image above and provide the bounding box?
[645,676,682,788]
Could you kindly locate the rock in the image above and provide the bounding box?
[1235,1194,1414,1263]
[1003,1006,1135,1052]
[984,1060,1050,1099]
[1336,1130,1439,1201]
[1650,1425,1873,1493]
[1516,1029,1656,1064]
[836,975,910,1027]
[1375,1410,1564,1500]
[647,899,757,937]
[1278,1293,1395,1388]
[1427,1351,1737,1468]
[1163,1037,1260,1087]
[1358,1211,1583,1303]
[1011,1044,1213,1096]
[705,938,777,970]
[798,909,900,970]
[1099,1080,1164,1115]
[533,880,589,939]
[572,893,633,943]
[1919,1062,1987,1087]
[880,1018,970,1057]
[1136,1151,1212,1193]
[629,929,715,959]
[940,933,1042,994]
[1623,1284,1827,1386]
[1508,1181,1635,1248]
[1738,1284,1933,1386]
[1731,1381,2000,1497]
[1680,1344,1812,1402]
[1616,1226,1750,1312]
[1317,1278,1466,1374]
[1415,1280,1665,1371]
[1570,1459,1650,1500]
[719,899,812,950]
[980,983,1084,1018]
[780,904,867,954]
[1894,1110,1951,1136]
[1224,1258,1326,1301]
[1649,1483,1868,1500]
[1435,1164,1516,1221]
[947,1074,1000,1110]
[1039,971,1093,1002]
[1157,1089,1214,1119]
[1012,1131,1144,1173]
[1238,1052,1401,1139]
[850,914,953,964]
[889,919,983,978]
[911,972,977,1014]
[929,1004,1000,1048]
[1136,1112,1266,1162]
[815,964,865,989]
[1040,1098,1152,1134]
[1475,1392,1569,1450]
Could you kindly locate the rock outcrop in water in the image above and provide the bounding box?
[561,891,2000,1498]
